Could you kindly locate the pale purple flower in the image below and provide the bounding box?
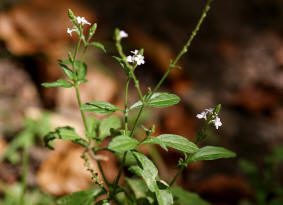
[196,106,222,129]
[67,27,74,36]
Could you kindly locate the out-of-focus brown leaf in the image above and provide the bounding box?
[0,0,95,55]
[56,69,118,110]
[36,141,99,196]
[228,86,279,112]
[0,137,7,157]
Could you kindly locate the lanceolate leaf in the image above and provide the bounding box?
[99,116,121,140]
[130,92,180,110]
[81,102,121,114]
[57,126,81,140]
[41,79,73,88]
[142,134,199,154]
[57,188,105,205]
[108,135,139,153]
[89,42,106,53]
[171,186,210,205]
[189,146,236,162]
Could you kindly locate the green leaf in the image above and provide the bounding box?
[108,135,139,153]
[130,92,180,110]
[56,126,81,140]
[77,62,87,80]
[99,116,121,140]
[89,42,106,53]
[41,79,73,88]
[113,56,130,74]
[156,181,173,205]
[85,116,100,139]
[190,146,236,162]
[132,151,158,192]
[81,101,121,114]
[126,178,154,203]
[57,188,105,205]
[44,126,87,149]
[142,134,199,154]
[171,186,210,205]
[59,62,74,80]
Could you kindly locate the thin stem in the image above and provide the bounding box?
[130,104,144,137]
[129,70,144,101]
[74,83,88,130]
[152,0,213,95]
[169,166,184,186]
[19,145,28,205]
[112,151,128,194]
[168,0,213,187]
[124,78,130,135]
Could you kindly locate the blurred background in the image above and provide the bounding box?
[0,0,283,204]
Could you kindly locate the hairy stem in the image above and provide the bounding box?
[112,151,128,194]
[124,78,130,135]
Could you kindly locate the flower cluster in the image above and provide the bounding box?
[196,106,222,129]
[67,16,91,36]
[126,50,145,66]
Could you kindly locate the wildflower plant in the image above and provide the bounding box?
[41,0,236,204]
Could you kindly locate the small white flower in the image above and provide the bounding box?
[126,55,133,63]
[134,54,145,65]
[212,116,222,129]
[67,27,74,36]
[119,30,128,39]
[126,50,145,66]
[76,16,91,25]
[196,111,207,120]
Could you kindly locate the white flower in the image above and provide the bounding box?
[76,16,91,25]
[67,27,74,36]
[126,55,133,63]
[196,108,213,120]
[196,111,207,120]
[119,30,128,39]
[196,106,222,129]
[134,54,145,65]
[212,116,222,129]
[126,50,145,66]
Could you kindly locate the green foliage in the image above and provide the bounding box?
[108,135,139,153]
[189,146,236,162]
[81,101,121,114]
[130,92,180,110]
[99,116,121,140]
[142,134,199,153]
[41,79,73,88]
[171,186,211,205]
[57,188,105,205]
[39,3,236,205]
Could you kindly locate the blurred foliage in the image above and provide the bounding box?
[239,146,283,205]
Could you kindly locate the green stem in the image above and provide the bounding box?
[74,83,88,130]
[124,78,130,135]
[112,151,128,194]
[168,0,213,187]
[169,166,185,186]
[130,104,144,138]
[19,145,28,205]
[152,0,213,95]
